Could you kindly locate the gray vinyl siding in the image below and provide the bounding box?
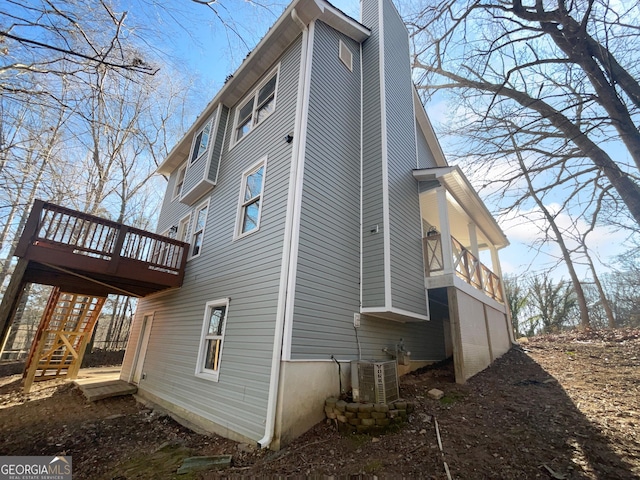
[355,314,445,361]
[416,119,437,169]
[290,22,361,359]
[382,0,427,316]
[122,36,302,443]
[157,168,192,235]
[208,106,229,183]
[182,107,218,196]
[361,0,386,308]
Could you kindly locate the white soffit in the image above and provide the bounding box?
[413,166,509,249]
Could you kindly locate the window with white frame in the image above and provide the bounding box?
[195,298,229,381]
[173,164,187,200]
[190,201,209,258]
[236,159,266,237]
[233,67,279,145]
[190,118,213,164]
[178,213,191,244]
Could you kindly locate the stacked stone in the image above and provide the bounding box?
[324,397,414,434]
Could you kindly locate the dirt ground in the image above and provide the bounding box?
[0,329,638,479]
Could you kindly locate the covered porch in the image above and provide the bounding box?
[414,166,509,305]
[414,167,514,382]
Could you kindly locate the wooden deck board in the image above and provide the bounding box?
[75,379,138,402]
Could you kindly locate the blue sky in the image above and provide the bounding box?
[139,0,626,281]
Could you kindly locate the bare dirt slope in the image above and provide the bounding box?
[0,329,638,479]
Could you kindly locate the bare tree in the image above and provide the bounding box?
[528,273,577,333]
[503,274,529,337]
[408,0,640,226]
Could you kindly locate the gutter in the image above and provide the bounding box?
[257,7,310,449]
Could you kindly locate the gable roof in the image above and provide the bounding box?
[158,0,370,175]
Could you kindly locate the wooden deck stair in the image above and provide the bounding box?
[23,288,106,393]
[0,200,189,365]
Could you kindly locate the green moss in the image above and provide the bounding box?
[440,391,466,405]
[363,459,383,474]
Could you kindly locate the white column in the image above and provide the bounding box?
[467,222,479,259]
[436,186,453,274]
[490,245,503,279]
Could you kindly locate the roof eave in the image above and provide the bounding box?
[413,166,509,249]
[157,0,369,176]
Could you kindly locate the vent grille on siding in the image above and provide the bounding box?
[351,360,399,404]
[339,40,353,72]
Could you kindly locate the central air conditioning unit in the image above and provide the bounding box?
[351,360,399,404]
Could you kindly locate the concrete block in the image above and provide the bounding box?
[337,415,347,423]
[361,418,376,426]
[374,403,389,413]
[325,397,338,406]
[359,403,374,413]
[335,400,347,412]
[375,418,391,426]
[348,418,361,426]
[358,412,372,419]
[176,455,232,474]
[371,412,387,419]
[346,403,360,413]
[428,388,445,400]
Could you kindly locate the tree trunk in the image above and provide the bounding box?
[511,132,591,329]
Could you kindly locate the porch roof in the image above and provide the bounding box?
[413,166,509,249]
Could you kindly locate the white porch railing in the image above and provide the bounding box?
[423,233,504,303]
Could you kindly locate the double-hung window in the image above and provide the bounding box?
[190,119,213,164]
[195,298,229,381]
[233,67,279,144]
[172,164,187,200]
[236,158,266,237]
[190,200,209,258]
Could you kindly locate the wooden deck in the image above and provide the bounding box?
[15,200,188,297]
[0,200,189,357]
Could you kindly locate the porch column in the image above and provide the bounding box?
[467,223,479,259]
[436,186,453,273]
[491,245,516,343]
[489,245,503,279]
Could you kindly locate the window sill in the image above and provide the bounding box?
[195,370,220,382]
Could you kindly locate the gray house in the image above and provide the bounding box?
[120,0,513,449]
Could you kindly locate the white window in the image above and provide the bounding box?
[195,298,229,381]
[178,213,191,244]
[232,67,279,145]
[190,118,213,164]
[173,164,187,200]
[190,200,209,258]
[339,40,353,71]
[235,158,266,238]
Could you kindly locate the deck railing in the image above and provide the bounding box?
[17,200,188,277]
[423,233,503,303]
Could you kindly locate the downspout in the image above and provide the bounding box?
[257,7,309,449]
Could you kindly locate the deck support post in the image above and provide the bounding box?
[0,258,30,357]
